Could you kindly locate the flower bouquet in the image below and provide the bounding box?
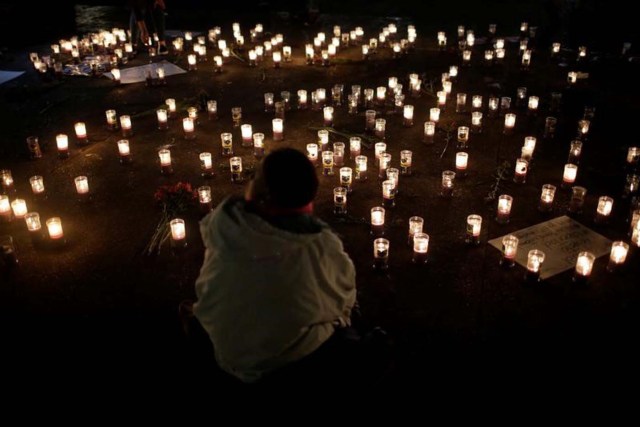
[144,182,197,255]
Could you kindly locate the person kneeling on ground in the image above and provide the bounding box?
[193,147,359,384]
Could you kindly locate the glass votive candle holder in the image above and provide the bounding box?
[544,116,557,139]
[566,186,587,214]
[429,108,440,123]
[355,155,368,181]
[607,241,629,272]
[527,96,539,114]
[297,90,308,110]
[159,149,173,175]
[629,209,640,237]
[182,117,195,140]
[323,106,334,127]
[594,196,614,224]
[272,118,284,141]
[0,195,11,222]
[400,150,412,175]
[375,118,386,140]
[500,235,519,268]
[496,194,513,224]
[207,100,218,120]
[105,109,118,130]
[119,115,132,137]
[538,184,556,213]
[403,105,414,127]
[471,95,482,111]
[25,212,44,243]
[378,153,391,178]
[525,249,545,282]
[117,139,132,164]
[627,147,639,168]
[577,119,590,140]
[441,170,455,197]
[1,169,14,194]
[73,175,90,200]
[199,152,214,178]
[156,108,169,130]
[457,126,469,149]
[333,142,345,167]
[220,132,233,157]
[46,217,64,241]
[349,137,361,158]
[373,238,390,271]
[10,199,27,219]
[371,207,385,236]
[455,152,469,177]
[456,93,467,113]
[333,187,347,215]
[488,97,499,116]
[170,218,187,248]
[562,163,578,189]
[74,122,88,145]
[503,113,516,134]
[340,167,353,192]
[424,121,436,144]
[567,140,583,165]
[306,143,319,166]
[322,151,334,176]
[382,180,395,208]
[471,112,483,133]
[29,175,45,196]
[513,158,528,184]
[412,233,429,264]
[231,107,242,128]
[26,135,42,160]
[240,124,253,147]
[408,216,424,246]
[253,133,265,158]
[198,186,212,214]
[466,214,482,245]
[230,157,243,183]
[573,251,595,283]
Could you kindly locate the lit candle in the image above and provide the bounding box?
[629,209,640,238]
[339,167,353,193]
[470,112,482,134]
[272,118,284,141]
[25,212,42,242]
[237,124,252,148]
[577,119,590,140]
[521,49,532,68]
[187,107,198,123]
[323,106,334,127]
[119,115,132,137]
[488,97,499,115]
[430,108,440,123]
[117,139,131,164]
[272,51,281,68]
[437,91,446,109]
[375,118,386,139]
[355,155,368,181]
[484,50,494,63]
[251,133,265,159]
[74,122,88,144]
[364,89,374,109]
[231,107,242,128]
[382,180,395,207]
[322,151,334,176]
[170,218,186,245]
[513,158,528,184]
[457,126,469,149]
[156,108,168,130]
[456,93,467,113]
[633,222,640,248]
[0,195,11,222]
[562,163,578,188]
[528,96,539,114]
[441,170,455,197]
[376,86,386,105]
[0,169,14,194]
[466,214,482,245]
[10,199,27,218]
[187,54,197,70]
[573,251,595,282]
[496,194,513,224]
[504,113,516,134]
[216,133,232,158]
[373,238,390,270]
[333,142,345,167]
[333,187,347,215]
[400,150,412,175]
[595,196,614,224]
[408,216,424,246]
[501,235,519,267]
[159,149,172,174]
[578,46,587,59]
[55,133,69,158]
[462,50,471,65]
[74,176,90,198]
[111,68,121,83]
[471,95,483,111]
[525,249,545,282]
[374,142,386,161]
[403,105,414,127]
[199,152,214,178]
[297,90,308,110]
[412,233,429,264]
[423,121,436,144]
[105,109,118,130]
[568,71,578,85]
[349,137,361,158]
[46,217,64,240]
[607,241,629,272]
[230,157,243,183]
[565,140,583,164]
[264,92,274,112]
[183,117,195,140]
[28,175,45,196]
[552,42,561,55]
[165,98,177,118]
[198,186,212,214]
[625,147,639,167]
[283,46,291,61]
[371,207,385,236]
[455,152,469,177]
[378,153,391,178]
[306,143,318,165]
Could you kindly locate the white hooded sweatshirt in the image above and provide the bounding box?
[194,197,356,383]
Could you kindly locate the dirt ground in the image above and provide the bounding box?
[1,3,639,392]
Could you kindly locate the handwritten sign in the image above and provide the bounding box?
[489,216,611,279]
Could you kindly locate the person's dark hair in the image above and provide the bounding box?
[261,148,318,208]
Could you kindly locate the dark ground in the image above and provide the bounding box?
[1,2,639,393]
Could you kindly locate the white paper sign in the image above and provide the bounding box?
[489,216,611,279]
[104,60,186,84]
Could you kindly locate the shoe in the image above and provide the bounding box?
[158,45,169,55]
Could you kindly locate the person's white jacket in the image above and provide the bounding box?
[194,197,356,383]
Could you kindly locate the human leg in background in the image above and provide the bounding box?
[151,0,168,54]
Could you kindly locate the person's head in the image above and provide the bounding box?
[246,148,319,210]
